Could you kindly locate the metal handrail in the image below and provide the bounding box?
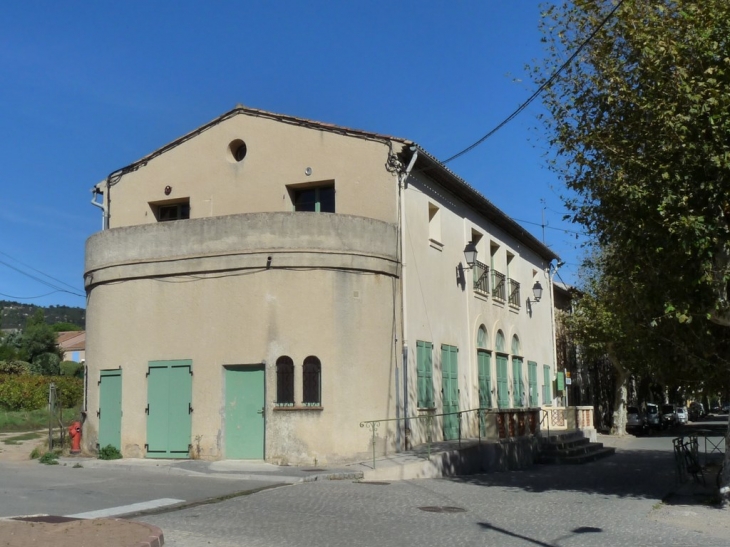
[508,278,521,307]
[539,408,550,439]
[360,407,540,469]
[492,270,506,301]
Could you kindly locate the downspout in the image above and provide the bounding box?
[399,146,418,450]
[90,184,107,230]
[548,262,559,406]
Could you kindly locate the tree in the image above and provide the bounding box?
[535,0,730,501]
[20,310,62,374]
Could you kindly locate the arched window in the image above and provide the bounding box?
[303,356,321,406]
[511,335,521,356]
[477,325,488,349]
[276,356,294,406]
[495,330,506,353]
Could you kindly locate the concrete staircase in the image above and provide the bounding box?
[538,430,615,465]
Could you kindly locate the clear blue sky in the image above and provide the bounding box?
[0,1,584,309]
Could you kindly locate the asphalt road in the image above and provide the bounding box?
[0,460,280,518]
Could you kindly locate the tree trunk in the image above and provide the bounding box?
[608,348,628,436]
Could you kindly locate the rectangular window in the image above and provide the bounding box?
[293,185,335,213]
[543,365,552,405]
[428,203,442,248]
[151,200,190,222]
[416,340,434,408]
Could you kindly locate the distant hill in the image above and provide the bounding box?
[0,300,85,331]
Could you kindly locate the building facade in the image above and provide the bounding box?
[83,106,559,464]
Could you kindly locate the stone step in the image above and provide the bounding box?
[541,437,591,452]
[541,439,597,456]
[538,446,616,465]
[540,430,585,444]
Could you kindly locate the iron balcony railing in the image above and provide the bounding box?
[473,260,489,295]
[492,270,506,301]
[508,278,521,307]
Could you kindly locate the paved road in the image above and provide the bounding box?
[0,460,279,518]
[142,432,729,547]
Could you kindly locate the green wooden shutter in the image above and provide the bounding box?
[477,350,491,408]
[147,360,192,458]
[528,361,538,407]
[99,369,122,450]
[512,358,524,407]
[496,355,509,408]
[417,341,433,408]
[441,345,459,440]
[543,365,552,405]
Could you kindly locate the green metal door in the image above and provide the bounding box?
[146,360,192,459]
[496,355,509,408]
[225,365,265,459]
[528,361,538,407]
[441,345,459,440]
[512,358,524,407]
[99,369,122,450]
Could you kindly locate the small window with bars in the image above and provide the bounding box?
[302,356,321,406]
[275,356,294,406]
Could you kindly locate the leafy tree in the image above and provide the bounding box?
[535,0,730,501]
[20,310,62,372]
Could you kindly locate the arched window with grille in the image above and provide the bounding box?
[302,356,321,406]
[276,356,294,406]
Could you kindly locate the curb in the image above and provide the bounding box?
[300,471,363,482]
[128,519,165,547]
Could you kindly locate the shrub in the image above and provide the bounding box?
[30,352,61,376]
[0,360,31,375]
[98,444,122,460]
[39,451,59,465]
[60,361,84,378]
[0,374,83,411]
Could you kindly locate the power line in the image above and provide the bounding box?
[441,0,626,165]
[0,259,85,298]
[511,217,584,235]
[0,250,82,293]
[0,290,64,300]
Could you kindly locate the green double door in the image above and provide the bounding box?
[147,360,192,459]
[225,365,265,459]
[99,369,122,450]
[477,351,491,435]
[441,345,459,440]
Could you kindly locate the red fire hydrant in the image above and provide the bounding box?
[69,421,82,454]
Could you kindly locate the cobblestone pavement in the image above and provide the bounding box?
[143,445,729,547]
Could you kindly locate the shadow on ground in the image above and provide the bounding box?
[446,448,723,509]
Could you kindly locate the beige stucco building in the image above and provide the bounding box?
[83,106,559,464]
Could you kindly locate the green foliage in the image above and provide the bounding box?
[535,0,730,330]
[0,301,85,331]
[30,352,61,376]
[2,432,41,445]
[21,311,62,368]
[29,446,42,459]
[0,360,31,375]
[39,451,59,465]
[50,322,83,333]
[60,361,84,378]
[0,406,80,433]
[98,444,122,460]
[0,374,83,411]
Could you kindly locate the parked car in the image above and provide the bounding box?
[722,403,730,414]
[661,404,677,427]
[626,406,646,435]
[689,402,706,421]
[675,406,688,424]
[711,403,720,413]
[645,403,661,429]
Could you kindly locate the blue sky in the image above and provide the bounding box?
[0,1,584,309]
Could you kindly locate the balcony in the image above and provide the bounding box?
[473,260,489,296]
[491,270,506,301]
[508,278,521,307]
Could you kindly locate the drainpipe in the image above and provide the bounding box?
[90,184,107,230]
[548,262,559,407]
[399,146,418,450]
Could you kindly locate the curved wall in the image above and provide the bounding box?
[84,212,400,464]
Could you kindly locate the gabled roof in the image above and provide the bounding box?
[101,105,559,262]
[57,331,85,351]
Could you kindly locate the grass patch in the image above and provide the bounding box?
[0,407,81,433]
[2,431,42,445]
[39,451,59,465]
[98,444,122,460]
